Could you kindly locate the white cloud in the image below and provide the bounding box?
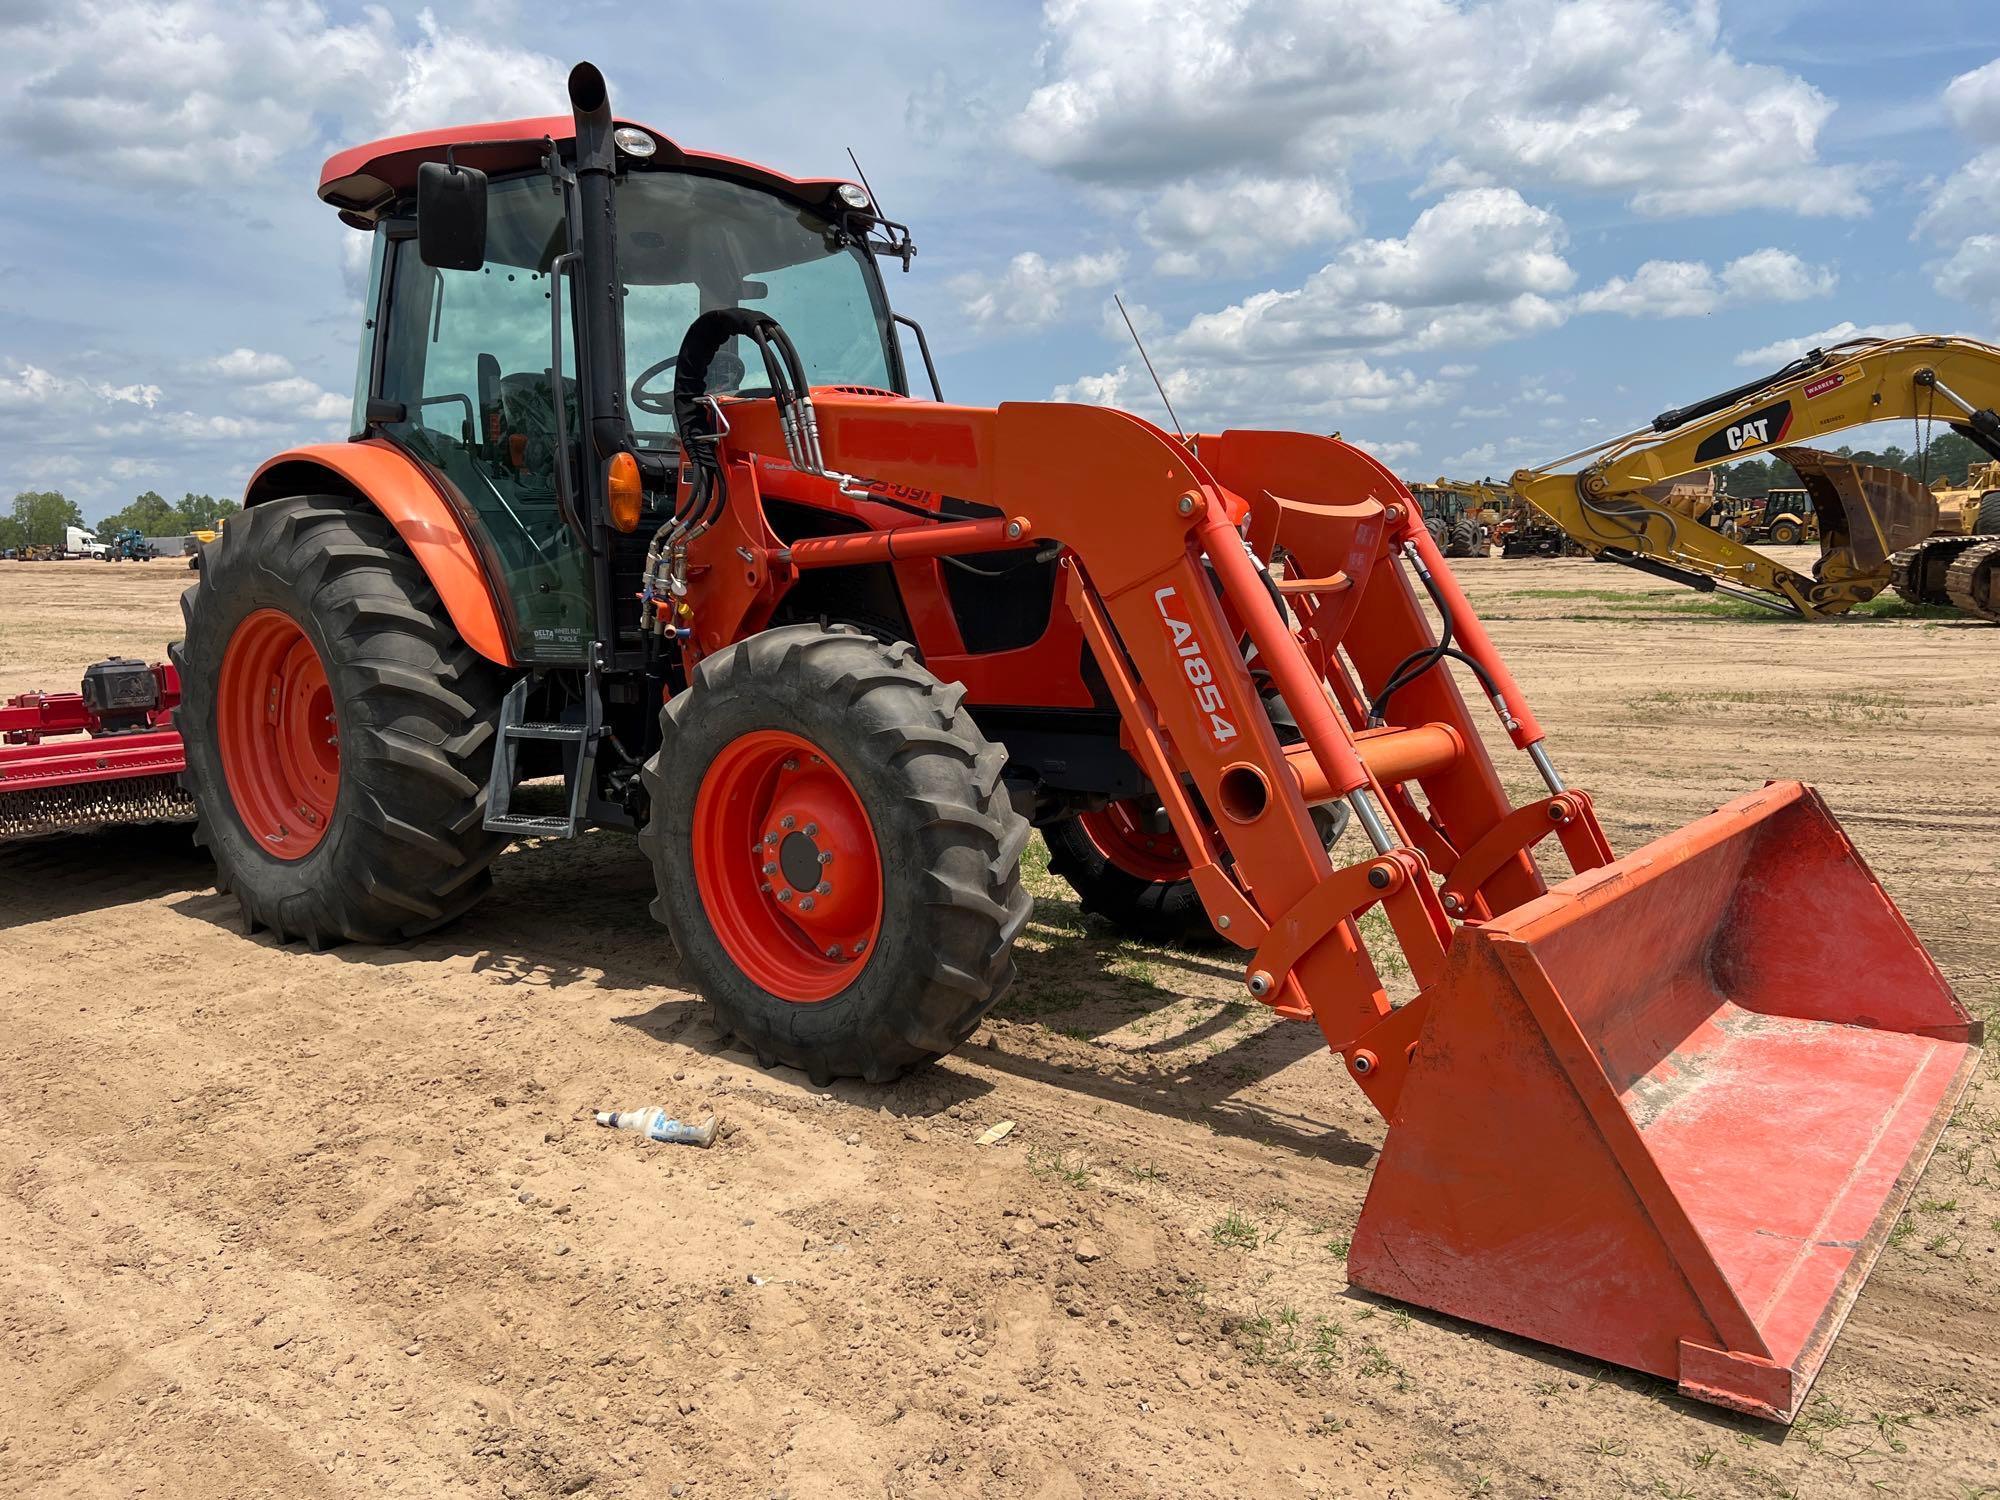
[1732,321,1920,368]
[0,364,161,411]
[1139,173,1356,273]
[1916,150,2000,243]
[1576,259,1719,318]
[1933,236,2000,319]
[1919,61,2000,316]
[1171,189,1574,361]
[238,375,349,423]
[1719,248,1837,303]
[1347,436,1420,466]
[206,348,293,380]
[1012,0,1867,219]
[1945,58,2000,144]
[1576,248,1834,318]
[1052,354,1445,431]
[0,3,569,191]
[951,249,1126,333]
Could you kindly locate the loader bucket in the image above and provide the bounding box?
[1349,781,1978,1422]
[1778,445,1938,570]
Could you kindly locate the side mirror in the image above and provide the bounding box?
[417,161,488,271]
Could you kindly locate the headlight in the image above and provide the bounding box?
[613,127,657,158]
[836,183,871,210]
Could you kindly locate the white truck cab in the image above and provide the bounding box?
[65,526,107,559]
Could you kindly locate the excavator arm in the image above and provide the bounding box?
[1511,334,2000,616]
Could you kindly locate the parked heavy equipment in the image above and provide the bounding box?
[102,527,157,562]
[8,65,1976,1421]
[1888,459,2000,617]
[0,659,189,840]
[1736,486,1817,545]
[1512,335,2000,617]
[1406,480,1488,557]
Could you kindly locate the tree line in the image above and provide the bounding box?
[1721,430,1995,498]
[0,490,240,551]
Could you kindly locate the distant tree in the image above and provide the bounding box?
[0,515,23,551]
[11,490,82,547]
[96,490,179,536]
[174,492,240,530]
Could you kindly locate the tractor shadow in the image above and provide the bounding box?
[0,820,211,931]
[609,874,1377,1166]
[165,820,1372,1163]
[167,828,681,996]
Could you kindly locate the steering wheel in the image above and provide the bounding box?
[632,347,747,416]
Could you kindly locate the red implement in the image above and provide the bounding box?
[1349,781,1978,1421]
[0,661,191,841]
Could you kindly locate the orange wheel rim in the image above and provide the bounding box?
[1077,798,1192,883]
[217,608,338,859]
[693,728,883,1002]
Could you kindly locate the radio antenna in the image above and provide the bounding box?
[1114,293,1185,439]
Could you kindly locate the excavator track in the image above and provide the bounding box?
[1887,534,1996,607]
[1944,537,2000,622]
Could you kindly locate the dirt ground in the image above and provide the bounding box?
[2,551,1998,1499]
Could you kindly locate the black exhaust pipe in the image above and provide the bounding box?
[568,62,629,466]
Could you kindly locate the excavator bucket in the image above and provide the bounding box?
[1349,781,1978,1422]
[1779,445,1938,571]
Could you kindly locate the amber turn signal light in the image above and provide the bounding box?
[607,451,643,533]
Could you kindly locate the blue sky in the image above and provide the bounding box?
[1,0,1996,519]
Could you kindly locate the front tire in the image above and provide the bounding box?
[641,625,1032,1084]
[174,495,508,945]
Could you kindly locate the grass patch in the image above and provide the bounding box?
[1209,1209,1262,1250]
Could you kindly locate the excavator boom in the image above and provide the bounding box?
[1512,334,2000,616]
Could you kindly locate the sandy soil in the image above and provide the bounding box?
[2,551,1998,1499]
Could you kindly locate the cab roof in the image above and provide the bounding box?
[318,115,859,228]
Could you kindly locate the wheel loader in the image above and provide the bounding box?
[0,63,1980,1423]
[1512,334,2000,620]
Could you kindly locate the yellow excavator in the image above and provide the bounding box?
[1511,334,2000,620]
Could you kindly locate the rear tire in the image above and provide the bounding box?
[1045,799,1217,948]
[1769,520,1801,545]
[641,625,1032,1085]
[1446,518,1480,558]
[174,494,508,945]
[1976,492,2000,535]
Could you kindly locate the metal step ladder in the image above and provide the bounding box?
[484,675,600,838]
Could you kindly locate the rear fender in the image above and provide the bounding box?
[244,440,515,666]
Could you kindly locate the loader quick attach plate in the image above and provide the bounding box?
[1348,781,1979,1422]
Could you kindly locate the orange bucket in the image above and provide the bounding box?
[1349,781,1979,1420]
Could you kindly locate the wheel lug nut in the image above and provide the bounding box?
[764,832,777,846]
[777,888,792,902]
[803,823,818,837]
[817,851,833,865]
[783,758,798,771]
[816,881,831,895]
[799,896,815,911]
[825,945,841,959]
[762,862,777,874]
[780,815,796,831]
[851,941,866,955]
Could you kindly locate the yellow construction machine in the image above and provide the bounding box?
[1512,334,2000,619]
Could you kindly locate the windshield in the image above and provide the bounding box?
[616,172,898,444]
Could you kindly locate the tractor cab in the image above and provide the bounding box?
[321,102,919,668]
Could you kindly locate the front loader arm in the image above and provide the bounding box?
[690,394,1606,1108]
[1511,334,2000,616]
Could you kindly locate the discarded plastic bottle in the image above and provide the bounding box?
[594,1108,719,1148]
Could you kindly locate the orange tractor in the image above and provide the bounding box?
[13,65,1976,1422]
